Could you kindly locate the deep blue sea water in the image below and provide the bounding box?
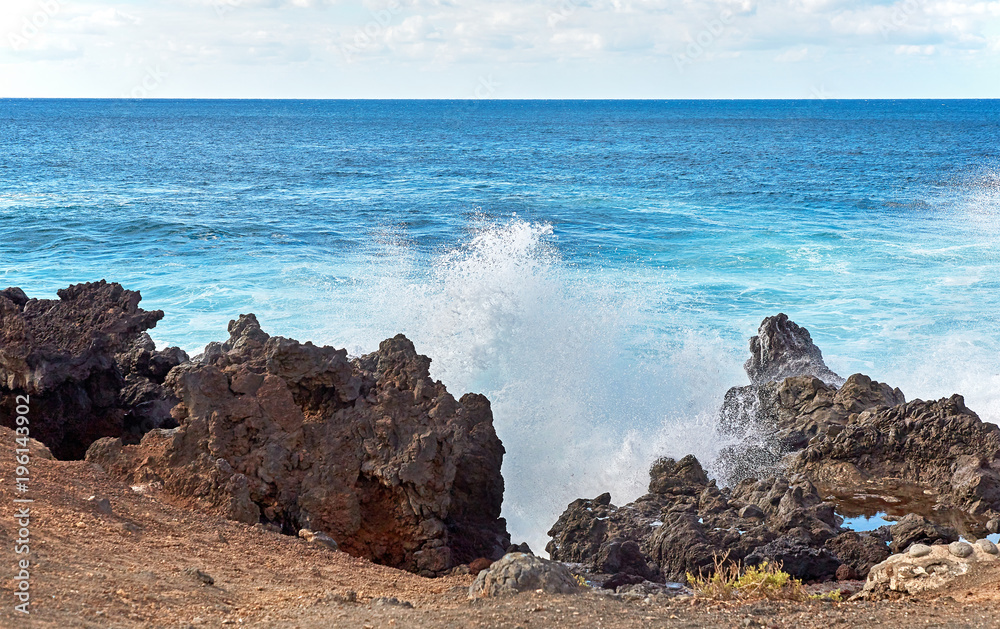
[3,99,999,550]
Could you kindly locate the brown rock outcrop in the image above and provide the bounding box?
[86,314,510,576]
[546,455,845,583]
[791,395,1000,518]
[0,281,165,459]
[745,313,844,387]
[718,373,904,484]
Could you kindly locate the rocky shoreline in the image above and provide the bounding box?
[3,280,1000,614]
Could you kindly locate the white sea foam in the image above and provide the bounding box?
[318,217,743,555]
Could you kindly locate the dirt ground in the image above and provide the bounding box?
[1,435,999,629]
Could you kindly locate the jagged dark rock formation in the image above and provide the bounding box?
[117,332,188,443]
[717,373,905,483]
[824,531,891,578]
[548,313,1000,588]
[546,455,845,582]
[0,281,166,459]
[791,395,1000,518]
[86,314,510,576]
[745,313,844,387]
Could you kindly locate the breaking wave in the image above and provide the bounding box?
[321,217,743,554]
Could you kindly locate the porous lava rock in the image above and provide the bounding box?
[824,531,892,579]
[744,313,845,387]
[546,454,845,583]
[116,332,189,443]
[716,316,903,484]
[86,314,510,576]
[468,553,581,598]
[791,395,1000,517]
[885,514,959,554]
[0,281,166,459]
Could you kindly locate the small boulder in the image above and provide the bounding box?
[506,542,533,555]
[889,514,958,553]
[468,553,581,598]
[824,531,891,579]
[595,540,656,581]
[948,541,973,558]
[744,537,841,581]
[184,568,214,586]
[975,539,998,555]
[87,495,113,515]
[836,564,858,581]
[298,529,338,551]
[861,542,1000,597]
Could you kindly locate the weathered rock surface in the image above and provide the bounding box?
[860,539,1000,597]
[117,332,189,443]
[549,312,1000,590]
[546,454,846,583]
[717,315,903,484]
[744,313,845,387]
[468,553,581,598]
[791,395,1000,517]
[86,314,510,575]
[0,281,165,459]
[824,531,891,578]
[718,374,905,482]
[886,514,958,554]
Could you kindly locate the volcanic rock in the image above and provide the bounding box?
[467,553,581,598]
[886,514,958,554]
[744,537,841,581]
[547,454,844,583]
[861,541,1000,597]
[744,313,844,387]
[117,332,189,443]
[298,529,338,551]
[824,531,891,578]
[791,396,1000,516]
[0,281,165,459]
[86,314,510,575]
[716,315,903,484]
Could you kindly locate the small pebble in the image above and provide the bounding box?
[975,539,998,555]
[87,495,113,515]
[948,541,973,558]
[184,568,215,586]
[297,529,338,551]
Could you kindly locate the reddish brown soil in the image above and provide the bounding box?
[1,434,998,629]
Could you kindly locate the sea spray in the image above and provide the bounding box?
[324,217,744,554]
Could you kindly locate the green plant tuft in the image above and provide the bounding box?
[686,554,812,602]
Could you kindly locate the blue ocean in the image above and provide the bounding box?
[3,99,999,551]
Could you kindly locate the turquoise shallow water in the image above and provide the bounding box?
[2,99,999,550]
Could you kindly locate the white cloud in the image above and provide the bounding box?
[775,46,810,61]
[0,0,997,96]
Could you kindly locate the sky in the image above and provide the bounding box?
[0,0,998,98]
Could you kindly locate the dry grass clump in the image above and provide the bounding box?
[687,554,841,602]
